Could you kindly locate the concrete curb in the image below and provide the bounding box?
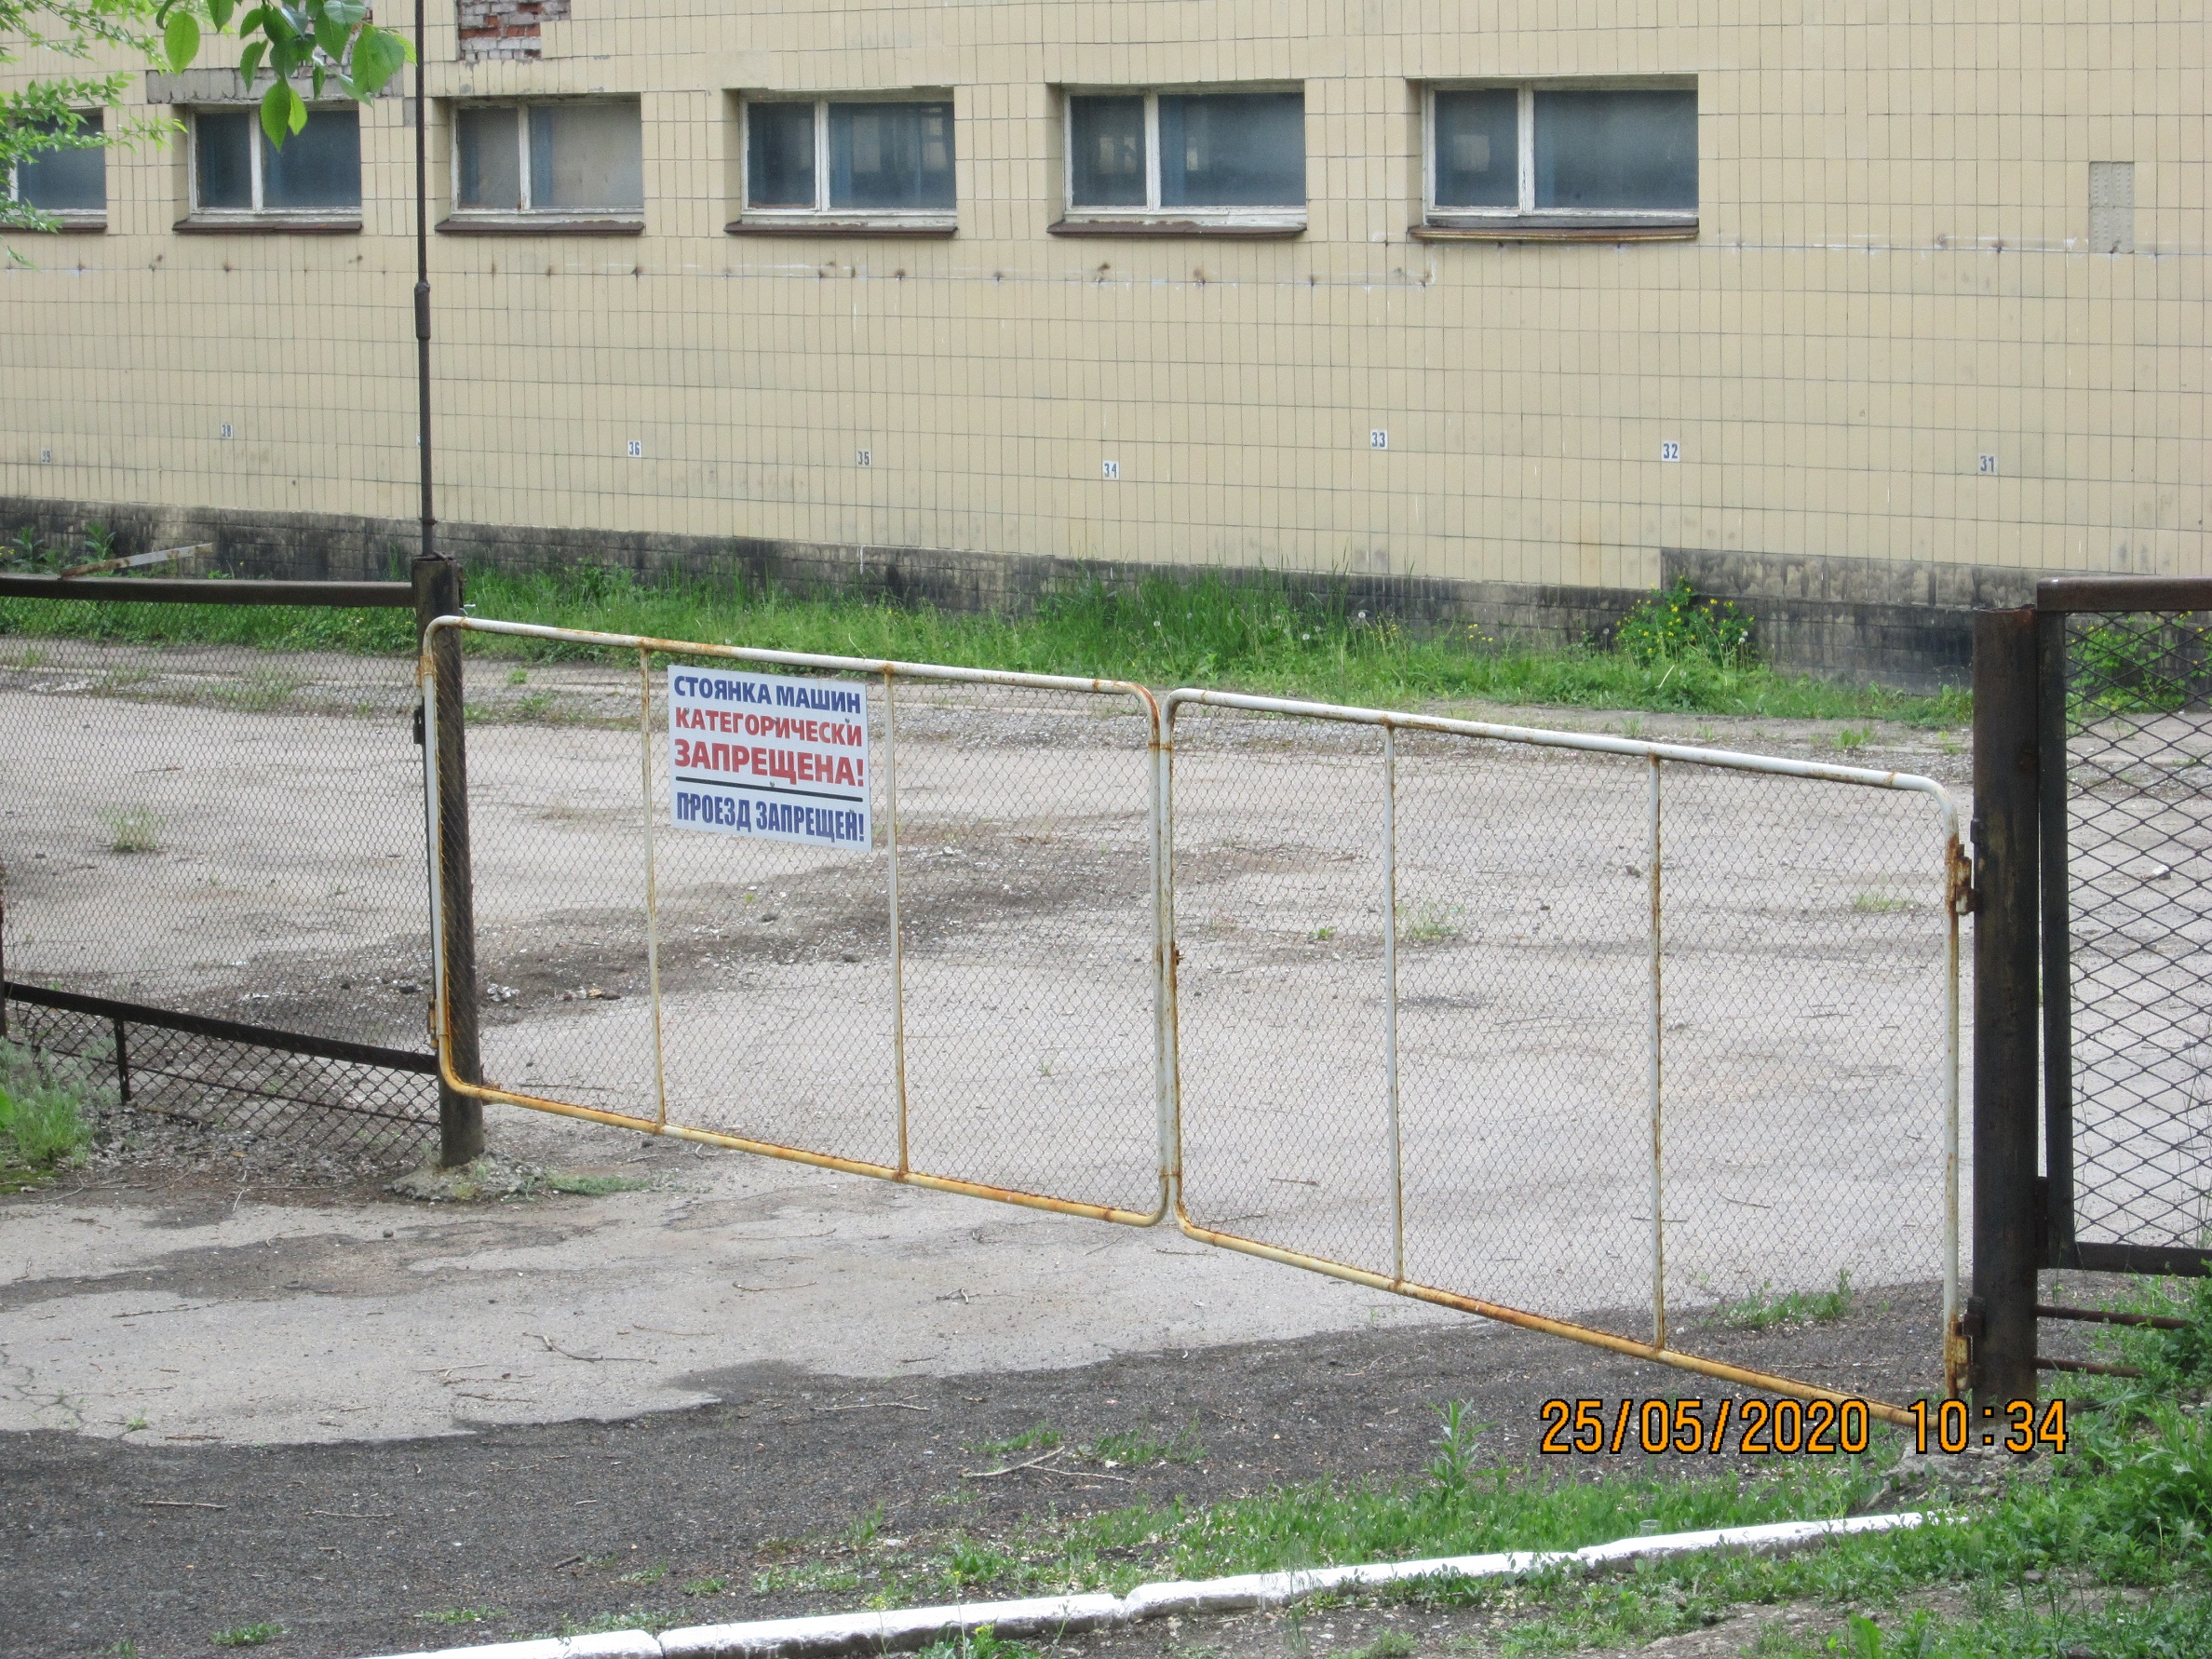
[365,1512,1926,1659]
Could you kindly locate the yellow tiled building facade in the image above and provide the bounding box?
[2,1,2203,679]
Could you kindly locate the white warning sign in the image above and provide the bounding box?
[667,666,871,851]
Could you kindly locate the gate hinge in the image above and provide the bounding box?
[1949,840,1978,914]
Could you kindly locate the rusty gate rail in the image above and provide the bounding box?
[1159,688,1966,1424]
[420,614,1174,1227]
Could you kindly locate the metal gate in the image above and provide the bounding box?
[424,617,1963,1420]
[2039,579,2212,1277]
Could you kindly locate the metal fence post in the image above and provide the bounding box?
[413,555,484,1167]
[1971,606,2042,1413]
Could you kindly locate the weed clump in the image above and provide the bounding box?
[1612,575,1755,670]
[102,805,164,853]
[0,1037,101,1188]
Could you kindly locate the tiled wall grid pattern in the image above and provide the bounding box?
[2,3,2204,589]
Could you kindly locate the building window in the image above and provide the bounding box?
[735,96,954,233]
[1423,83,1696,237]
[7,111,106,228]
[188,106,361,225]
[1059,88,1305,234]
[448,99,644,230]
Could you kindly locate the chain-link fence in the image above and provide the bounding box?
[0,598,438,1153]
[2046,607,2212,1266]
[427,617,1168,1221]
[1165,691,1964,1402]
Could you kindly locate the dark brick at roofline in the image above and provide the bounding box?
[2,493,2001,688]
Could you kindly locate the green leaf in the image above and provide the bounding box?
[349,26,410,98]
[321,0,369,30]
[209,0,237,30]
[162,8,202,73]
[313,14,352,61]
[260,78,306,146]
[236,40,266,88]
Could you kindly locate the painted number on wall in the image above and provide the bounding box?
[1370,429,1389,450]
[627,439,644,458]
[219,424,234,440]
[856,449,871,467]
[1661,440,1681,463]
[1979,453,1999,474]
[1102,459,1121,479]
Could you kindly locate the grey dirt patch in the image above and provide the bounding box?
[5,1294,1986,1659]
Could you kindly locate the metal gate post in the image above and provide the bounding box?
[413,555,484,1167]
[1971,606,2042,1413]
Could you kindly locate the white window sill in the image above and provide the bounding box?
[1414,212,1696,242]
[437,212,645,236]
[174,212,361,235]
[1050,213,1306,238]
[725,215,957,238]
[10,210,106,233]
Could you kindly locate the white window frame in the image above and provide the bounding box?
[444,97,645,228]
[186,104,361,225]
[735,91,957,231]
[1059,85,1307,231]
[6,109,106,229]
[1422,79,1697,231]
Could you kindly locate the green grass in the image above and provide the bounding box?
[977,1423,1062,1457]
[210,1625,283,1649]
[1089,1420,1207,1468]
[0,1037,101,1190]
[0,564,1971,724]
[102,805,164,853]
[546,1172,652,1196]
[1717,1271,1856,1332]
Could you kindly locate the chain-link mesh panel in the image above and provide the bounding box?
[3,994,436,1153]
[1656,765,1952,1348]
[0,629,432,1050]
[1171,700,1955,1384]
[2060,612,2212,1252]
[454,632,1162,1217]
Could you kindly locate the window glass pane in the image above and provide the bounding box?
[1431,88,1517,209]
[747,101,816,208]
[1532,88,1696,211]
[828,101,952,212]
[1158,91,1303,209]
[457,105,522,209]
[1068,95,1145,209]
[529,101,644,211]
[195,110,254,209]
[260,108,361,209]
[17,111,105,211]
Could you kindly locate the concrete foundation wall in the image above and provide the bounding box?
[2,494,1997,687]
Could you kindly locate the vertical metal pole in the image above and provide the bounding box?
[414,563,482,1167]
[1972,606,2043,1413]
[1944,824,1966,1399]
[1153,700,1181,1220]
[1648,754,1666,1351]
[113,1017,130,1107]
[883,668,909,1174]
[640,649,668,1127]
[413,0,435,563]
[1381,725,1403,1284]
[2036,609,2076,1266]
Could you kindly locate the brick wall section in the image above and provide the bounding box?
[456,0,568,61]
